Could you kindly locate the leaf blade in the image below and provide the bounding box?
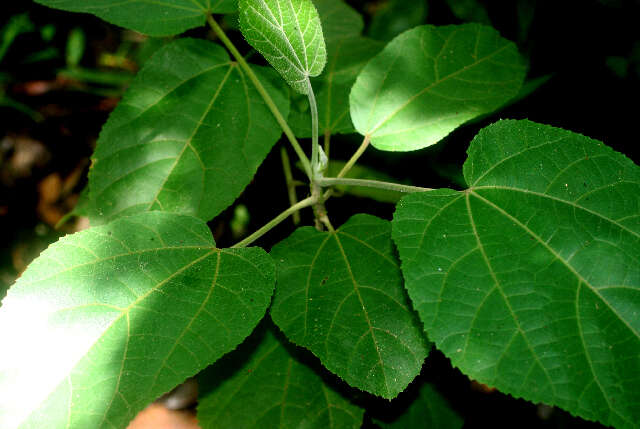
[0,212,275,429]
[392,120,640,427]
[350,24,526,151]
[87,38,289,224]
[198,324,364,428]
[239,0,327,94]
[270,214,429,399]
[33,0,237,36]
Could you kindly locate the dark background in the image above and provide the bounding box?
[1,0,638,427]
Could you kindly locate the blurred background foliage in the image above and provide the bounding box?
[0,1,638,427]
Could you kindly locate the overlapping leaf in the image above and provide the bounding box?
[392,120,640,427]
[87,38,288,224]
[198,324,364,428]
[373,383,463,429]
[350,24,526,151]
[33,0,237,36]
[0,211,275,429]
[289,37,383,136]
[239,0,327,94]
[270,214,429,399]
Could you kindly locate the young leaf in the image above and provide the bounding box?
[350,24,526,151]
[0,211,275,429]
[33,0,237,36]
[87,38,289,225]
[270,214,429,399]
[289,37,383,136]
[198,324,364,428]
[239,0,327,94]
[373,383,463,429]
[392,120,640,428]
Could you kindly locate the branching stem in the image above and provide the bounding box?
[206,14,312,179]
[317,177,432,194]
[280,147,300,225]
[306,78,321,178]
[337,135,370,178]
[232,196,317,248]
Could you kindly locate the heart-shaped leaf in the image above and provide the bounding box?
[350,24,526,151]
[198,324,364,428]
[0,212,275,429]
[270,214,429,399]
[33,0,237,36]
[87,38,289,224]
[239,0,327,94]
[392,120,640,427]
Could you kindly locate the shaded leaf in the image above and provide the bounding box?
[198,324,364,428]
[0,211,275,428]
[239,0,327,94]
[367,0,428,42]
[350,24,526,151]
[289,37,383,136]
[444,0,491,24]
[33,0,237,36]
[373,383,463,429]
[270,214,429,399]
[87,38,288,224]
[392,120,640,428]
[312,0,363,43]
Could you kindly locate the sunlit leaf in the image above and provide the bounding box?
[239,0,327,94]
[392,120,640,428]
[0,211,275,429]
[33,0,237,36]
[350,24,526,151]
[198,324,364,428]
[270,214,429,399]
[87,38,288,224]
[373,383,463,429]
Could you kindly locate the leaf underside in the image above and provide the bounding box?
[87,38,289,225]
[350,24,526,151]
[33,0,238,36]
[392,120,640,428]
[198,324,364,428]
[0,212,275,429]
[270,214,429,399]
[240,0,327,94]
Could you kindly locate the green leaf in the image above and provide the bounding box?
[270,214,429,399]
[0,211,275,429]
[289,37,383,136]
[198,324,364,428]
[33,0,237,36]
[367,0,428,42]
[239,0,327,94]
[312,0,363,44]
[392,120,640,428]
[87,38,289,224]
[350,24,526,151]
[373,383,463,429]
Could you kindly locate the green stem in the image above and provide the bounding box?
[324,129,331,160]
[306,78,320,178]
[206,14,312,179]
[280,147,301,225]
[337,135,370,178]
[232,196,317,248]
[317,177,432,194]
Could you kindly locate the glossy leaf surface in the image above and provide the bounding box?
[270,214,429,398]
[198,325,364,428]
[350,24,526,151]
[87,38,288,224]
[0,212,275,428]
[392,120,640,428]
[239,0,326,94]
[374,383,463,429]
[33,0,237,36]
